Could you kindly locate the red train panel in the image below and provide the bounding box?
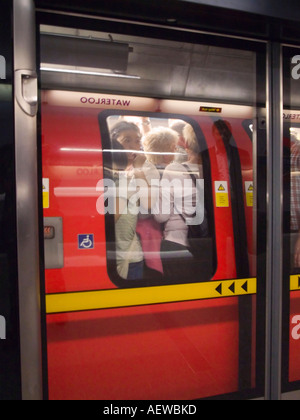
[42,90,256,399]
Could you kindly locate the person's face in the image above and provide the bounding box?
[117,129,142,164]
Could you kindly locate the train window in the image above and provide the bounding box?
[99,111,216,287]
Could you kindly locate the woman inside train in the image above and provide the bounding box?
[109,120,145,170]
[152,124,205,281]
[109,120,160,280]
[140,127,181,276]
[108,125,145,280]
[169,119,189,163]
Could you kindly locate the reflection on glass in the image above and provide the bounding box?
[283,48,300,387]
[104,115,212,283]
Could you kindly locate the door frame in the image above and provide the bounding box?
[7,0,298,400]
[13,0,44,400]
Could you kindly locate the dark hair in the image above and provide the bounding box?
[110,121,140,143]
[213,120,232,144]
[103,139,128,180]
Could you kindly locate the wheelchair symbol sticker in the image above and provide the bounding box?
[78,234,94,250]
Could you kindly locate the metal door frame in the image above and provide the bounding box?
[13,0,44,400]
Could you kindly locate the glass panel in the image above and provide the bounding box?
[283,46,300,393]
[40,22,267,400]
[100,112,215,286]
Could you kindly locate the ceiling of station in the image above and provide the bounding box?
[40,25,257,105]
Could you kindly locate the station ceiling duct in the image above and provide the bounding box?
[40,34,129,72]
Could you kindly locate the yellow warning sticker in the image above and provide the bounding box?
[43,178,49,209]
[291,275,300,291]
[245,181,254,207]
[215,181,229,207]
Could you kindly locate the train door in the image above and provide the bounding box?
[0,0,21,400]
[282,45,300,398]
[39,14,268,400]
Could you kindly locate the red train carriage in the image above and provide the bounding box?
[42,90,257,399]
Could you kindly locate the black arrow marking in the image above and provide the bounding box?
[241,281,248,293]
[229,282,235,294]
[216,283,222,295]
[298,277,300,289]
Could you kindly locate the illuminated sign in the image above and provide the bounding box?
[199,106,222,113]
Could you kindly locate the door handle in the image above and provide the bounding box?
[15,69,38,117]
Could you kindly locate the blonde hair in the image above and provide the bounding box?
[183,124,199,154]
[143,127,178,165]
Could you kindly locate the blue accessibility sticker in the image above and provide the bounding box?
[78,234,94,250]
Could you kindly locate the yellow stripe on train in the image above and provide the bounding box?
[46,278,257,314]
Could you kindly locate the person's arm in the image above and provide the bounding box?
[153,166,174,224]
[115,196,127,223]
[132,169,152,213]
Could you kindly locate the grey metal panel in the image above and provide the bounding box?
[178,0,300,23]
[35,0,300,24]
[40,28,258,105]
[13,0,43,400]
[282,390,300,400]
[44,217,64,269]
[40,34,129,72]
